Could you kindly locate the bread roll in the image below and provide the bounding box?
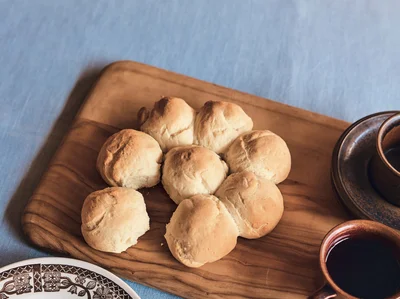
[165,194,239,267]
[162,145,228,204]
[194,101,253,154]
[216,171,284,239]
[225,130,291,183]
[97,129,162,189]
[81,187,150,253]
[138,97,197,152]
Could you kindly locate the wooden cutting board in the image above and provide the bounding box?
[22,61,351,298]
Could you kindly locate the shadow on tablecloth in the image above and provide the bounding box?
[4,63,106,256]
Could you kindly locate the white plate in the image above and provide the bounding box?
[0,257,140,299]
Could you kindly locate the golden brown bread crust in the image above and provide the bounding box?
[81,187,150,253]
[162,145,228,204]
[164,194,239,268]
[194,101,253,154]
[140,97,197,152]
[91,99,291,266]
[215,171,284,239]
[225,130,291,183]
[96,129,162,189]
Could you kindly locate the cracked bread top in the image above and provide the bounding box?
[194,100,253,154]
[216,171,283,239]
[225,130,291,184]
[81,187,150,253]
[162,145,228,204]
[139,97,197,152]
[96,129,162,189]
[164,194,239,268]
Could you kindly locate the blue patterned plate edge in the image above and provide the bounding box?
[0,257,140,299]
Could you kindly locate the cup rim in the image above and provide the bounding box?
[319,219,400,299]
[377,112,400,177]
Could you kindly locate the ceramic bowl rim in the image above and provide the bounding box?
[319,219,400,299]
[376,112,400,177]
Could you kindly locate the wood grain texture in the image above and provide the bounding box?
[22,61,351,298]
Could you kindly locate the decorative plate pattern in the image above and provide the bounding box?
[0,258,139,299]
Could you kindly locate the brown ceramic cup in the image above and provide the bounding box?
[369,112,400,206]
[310,220,400,299]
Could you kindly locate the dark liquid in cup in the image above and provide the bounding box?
[326,236,400,299]
[385,147,400,172]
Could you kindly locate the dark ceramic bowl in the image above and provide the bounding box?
[370,112,400,206]
[310,219,400,299]
[331,111,400,230]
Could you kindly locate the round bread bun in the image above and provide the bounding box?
[194,101,253,154]
[162,145,228,204]
[225,130,291,184]
[97,129,162,189]
[164,194,239,268]
[215,171,284,239]
[138,97,197,152]
[81,187,150,253]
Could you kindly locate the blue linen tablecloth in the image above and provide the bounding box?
[0,1,399,298]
